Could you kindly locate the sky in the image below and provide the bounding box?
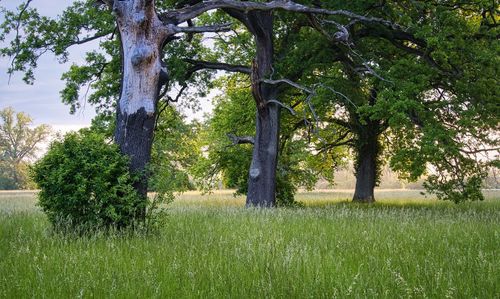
[0,0,214,134]
[0,0,98,132]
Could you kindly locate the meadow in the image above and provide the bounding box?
[0,190,499,298]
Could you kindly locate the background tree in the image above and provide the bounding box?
[0,107,50,190]
[149,104,200,197]
[185,5,388,206]
[275,0,499,202]
[191,75,342,206]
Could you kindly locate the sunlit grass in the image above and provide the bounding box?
[0,190,499,298]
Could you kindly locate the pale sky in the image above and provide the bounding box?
[0,0,214,133]
[1,0,97,132]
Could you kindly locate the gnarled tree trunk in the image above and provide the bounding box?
[223,9,281,207]
[113,0,168,212]
[247,101,281,207]
[245,11,281,207]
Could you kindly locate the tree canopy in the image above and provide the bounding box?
[0,107,50,189]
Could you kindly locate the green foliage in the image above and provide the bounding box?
[31,129,143,231]
[149,105,200,195]
[0,1,115,84]
[0,107,50,190]
[192,76,342,206]
[0,161,35,190]
[190,76,255,194]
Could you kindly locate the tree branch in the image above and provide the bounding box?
[161,0,403,31]
[184,58,251,74]
[266,99,297,116]
[318,83,358,108]
[354,26,460,76]
[227,133,255,145]
[325,117,353,130]
[260,78,315,94]
[171,22,233,34]
[72,31,113,45]
[9,0,33,83]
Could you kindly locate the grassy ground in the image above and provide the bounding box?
[0,190,499,298]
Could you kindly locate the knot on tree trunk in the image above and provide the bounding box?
[133,11,147,25]
[131,45,154,67]
[249,168,261,179]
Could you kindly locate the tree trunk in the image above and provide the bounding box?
[113,0,168,214]
[352,128,379,203]
[352,88,381,203]
[351,86,386,203]
[244,11,280,207]
[247,102,280,207]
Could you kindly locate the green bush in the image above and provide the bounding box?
[31,130,143,231]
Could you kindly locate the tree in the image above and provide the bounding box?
[0,107,50,189]
[183,3,401,206]
[295,0,499,202]
[2,0,400,209]
[191,75,341,206]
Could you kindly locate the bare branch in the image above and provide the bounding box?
[304,93,319,125]
[266,99,297,116]
[316,138,354,154]
[318,83,358,108]
[184,58,251,74]
[171,22,232,34]
[260,78,315,94]
[72,31,113,45]
[460,147,500,155]
[325,117,353,130]
[171,84,189,103]
[227,133,255,145]
[162,0,403,30]
[259,78,318,116]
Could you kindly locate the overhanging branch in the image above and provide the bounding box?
[171,22,233,34]
[161,0,404,31]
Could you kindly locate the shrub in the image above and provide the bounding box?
[31,129,144,231]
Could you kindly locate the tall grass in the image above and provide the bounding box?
[0,191,499,298]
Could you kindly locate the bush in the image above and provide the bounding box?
[31,130,144,231]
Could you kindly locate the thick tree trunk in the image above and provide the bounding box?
[244,11,280,207]
[352,128,379,203]
[113,0,168,214]
[247,101,280,207]
[352,88,381,203]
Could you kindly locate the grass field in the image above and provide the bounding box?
[1,190,499,298]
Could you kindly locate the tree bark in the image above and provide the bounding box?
[247,101,281,207]
[352,89,381,203]
[352,126,379,203]
[233,10,280,207]
[113,0,168,213]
